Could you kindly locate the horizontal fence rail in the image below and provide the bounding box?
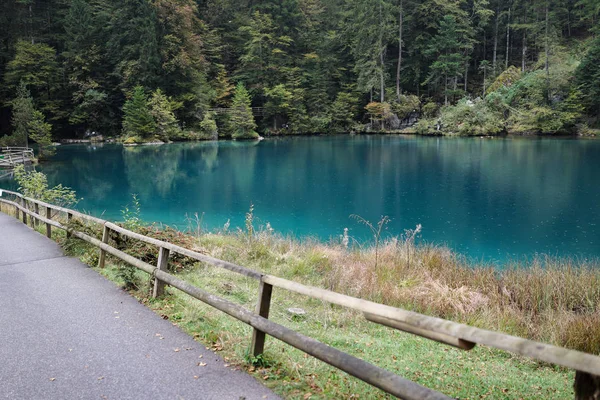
[1,187,599,399]
[0,147,35,169]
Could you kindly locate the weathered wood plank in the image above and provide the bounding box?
[574,371,600,400]
[152,247,170,298]
[250,281,273,357]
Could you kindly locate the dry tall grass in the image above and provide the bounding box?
[197,232,600,355]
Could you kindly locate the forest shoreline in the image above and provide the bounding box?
[55,129,598,146]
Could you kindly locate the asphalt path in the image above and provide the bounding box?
[0,211,279,400]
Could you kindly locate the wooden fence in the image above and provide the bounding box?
[0,147,35,169]
[1,188,599,399]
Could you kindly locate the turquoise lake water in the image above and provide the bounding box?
[1,135,599,263]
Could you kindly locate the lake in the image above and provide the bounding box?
[2,135,599,263]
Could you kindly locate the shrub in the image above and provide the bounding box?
[14,164,78,207]
[421,101,439,118]
[199,112,218,140]
[390,94,420,120]
[438,98,505,136]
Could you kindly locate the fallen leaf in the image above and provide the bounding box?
[97,377,104,381]
[198,362,207,367]
[49,378,56,382]
[174,348,180,352]
[303,393,312,400]
[194,376,199,379]
[198,355,203,359]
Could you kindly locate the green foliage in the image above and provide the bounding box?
[424,15,472,104]
[10,82,54,157]
[9,82,34,147]
[329,91,359,132]
[0,0,596,137]
[502,55,582,134]
[28,110,54,158]
[576,34,600,117]
[422,102,439,118]
[13,165,78,208]
[121,194,142,231]
[230,83,259,139]
[438,98,504,136]
[365,102,392,122]
[199,112,218,140]
[390,94,420,120]
[264,84,293,131]
[4,40,64,121]
[122,86,156,139]
[149,89,181,141]
[237,11,293,93]
[487,66,522,95]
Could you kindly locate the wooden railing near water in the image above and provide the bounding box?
[0,147,35,169]
[1,188,599,399]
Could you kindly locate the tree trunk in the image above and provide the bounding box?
[29,4,34,44]
[522,29,526,72]
[545,2,550,102]
[483,68,486,97]
[453,76,457,104]
[505,7,511,70]
[464,60,468,92]
[444,75,448,106]
[396,0,403,100]
[379,0,385,103]
[493,5,499,73]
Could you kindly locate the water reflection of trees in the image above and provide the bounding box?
[123,145,184,199]
[32,138,600,259]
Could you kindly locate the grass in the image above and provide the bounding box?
[3,201,597,399]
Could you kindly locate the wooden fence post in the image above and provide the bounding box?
[29,201,35,228]
[153,247,170,298]
[21,198,27,225]
[574,371,600,400]
[66,212,73,238]
[45,207,52,238]
[98,225,109,268]
[250,281,273,357]
[33,203,39,227]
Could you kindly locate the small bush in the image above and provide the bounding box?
[14,164,78,208]
[438,98,505,136]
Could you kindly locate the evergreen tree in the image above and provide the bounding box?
[199,112,218,140]
[149,89,181,141]
[4,40,64,122]
[122,86,156,138]
[237,11,293,93]
[230,83,258,139]
[10,82,53,157]
[63,0,112,134]
[424,15,470,105]
[104,0,161,91]
[576,34,600,117]
[154,0,214,125]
